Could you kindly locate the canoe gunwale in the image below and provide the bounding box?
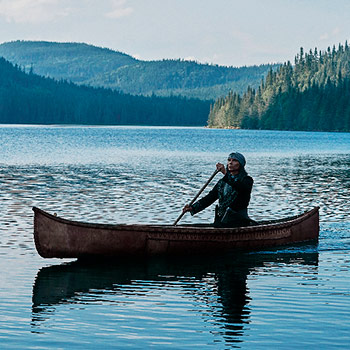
[32,206,319,234]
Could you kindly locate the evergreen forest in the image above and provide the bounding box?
[0,57,210,126]
[0,41,277,100]
[208,43,350,132]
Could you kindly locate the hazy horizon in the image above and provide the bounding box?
[0,1,350,67]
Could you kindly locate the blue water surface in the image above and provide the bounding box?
[0,126,349,349]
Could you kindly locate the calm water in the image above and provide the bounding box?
[0,125,349,349]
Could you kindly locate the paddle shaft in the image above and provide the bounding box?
[173,169,219,226]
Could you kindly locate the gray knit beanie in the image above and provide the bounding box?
[228,152,246,167]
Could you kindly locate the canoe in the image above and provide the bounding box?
[32,206,319,258]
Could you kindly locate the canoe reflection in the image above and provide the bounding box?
[32,247,318,342]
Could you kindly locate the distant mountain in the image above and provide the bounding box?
[0,40,279,100]
[0,56,210,126]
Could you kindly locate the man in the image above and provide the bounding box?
[183,152,253,227]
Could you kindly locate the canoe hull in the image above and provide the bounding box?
[33,207,319,258]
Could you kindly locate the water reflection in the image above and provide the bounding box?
[31,248,318,345]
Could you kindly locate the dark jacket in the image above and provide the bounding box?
[191,170,253,225]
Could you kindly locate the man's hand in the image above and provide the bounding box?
[216,162,226,175]
[182,204,193,213]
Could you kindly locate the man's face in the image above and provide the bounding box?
[227,158,240,173]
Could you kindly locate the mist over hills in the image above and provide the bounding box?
[1,39,348,131]
[0,40,278,100]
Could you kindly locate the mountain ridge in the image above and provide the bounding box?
[0,40,279,100]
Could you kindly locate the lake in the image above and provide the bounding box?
[1,125,349,349]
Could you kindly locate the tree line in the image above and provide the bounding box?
[0,57,210,126]
[208,42,350,132]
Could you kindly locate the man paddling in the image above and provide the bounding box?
[183,152,253,227]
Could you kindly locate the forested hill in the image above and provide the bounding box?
[0,41,278,100]
[0,57,210,126]
[208,43,350,132]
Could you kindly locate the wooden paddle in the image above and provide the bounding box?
[173,168,219,226]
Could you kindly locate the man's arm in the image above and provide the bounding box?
[187,183,219,215]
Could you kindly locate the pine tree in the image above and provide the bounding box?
[208,41,350,132]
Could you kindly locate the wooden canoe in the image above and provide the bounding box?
[32,206,319,258]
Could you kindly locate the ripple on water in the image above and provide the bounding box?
[0,128,349,348]
[0,153,350,253]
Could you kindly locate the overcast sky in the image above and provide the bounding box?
[0,0,349,67]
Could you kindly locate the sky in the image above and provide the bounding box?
[0,0,350,67]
